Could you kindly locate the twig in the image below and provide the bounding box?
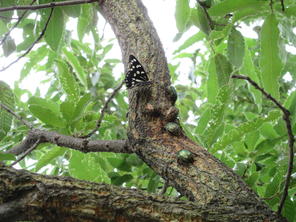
[232,75,294,215]
[80,80,124,138]
[269,0,274,11]
[0,103,32,129]
[0,0,37,46]
[0,0,97,12]
[7,129,130,155]
[0,15,19,20]
[0,7,54,72]
[280,0,285,12]
[10,138,40,167]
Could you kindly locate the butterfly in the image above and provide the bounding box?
[125,55,149,89]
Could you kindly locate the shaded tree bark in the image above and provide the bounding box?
[0,0,288,221]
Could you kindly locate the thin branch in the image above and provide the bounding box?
[0,7,54,72]
[232,74,295,215]
[0,103,32,129]
[0,0,98,12]
[80,80,125,138]
[0,0,37,46]
[0,15,19,20]
[10,138,40,167]
[7,129,131,155]
[280,0,285,12]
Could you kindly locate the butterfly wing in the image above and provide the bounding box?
[125,55,149,88]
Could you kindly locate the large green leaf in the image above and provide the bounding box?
[69,150,110,183]
[211,110,281,152]
[3,36,16,57]
[63,48,88,88]
[201,85,231,147]
[28,97,65,128]
[174,32,205,54]
[77,4,92,41]
[259,14,282,100]
[56,60,80,102]
[175,0,190,32]
[207,58,218,103]
[28,104,65,128]
[227,28,245,68]
[35,146,67,171]
[208,0,267,16]
[45,8,64,51]
[241,47,262,111]
[191,4,211,35]
[214,53,233,87]
[0,81,15,140]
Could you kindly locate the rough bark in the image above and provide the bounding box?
[0,0,288,221]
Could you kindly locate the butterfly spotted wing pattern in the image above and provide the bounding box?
[125,55,149,88]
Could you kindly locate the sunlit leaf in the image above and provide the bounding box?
[227,28,245,68]
[0,81,15,140]
[175,0,190,32]
[45,8,64,51]
[259,14,282,100]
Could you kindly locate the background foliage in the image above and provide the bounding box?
[0,0,296,220]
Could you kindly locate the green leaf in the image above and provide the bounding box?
[28,104,65,128]
[28,97,59,114]
[45,8,64,51]
[56,60,80,102]
[208,0,267,17]
[0,20,8,36]
[63,5,81,18]
[0,152,16,161]
[201,86,231,147]
[0,81,15,140]
[60,100,76,122]
[207,58,218,103]
[69,150,110,183]
[191,4,211,35]
[259,14,282,100]
[214,53,233,87]
[73,94,91,120]
[175,0,190,32]
[227,28,245,68]
[211,110,281,152]
[284,90,296,114]
[192,4,212,35]
[63,48,88,88]
[265,172,281,198]
[2,36,16,57]
[147,175,161,192]
[20,45,48,80]
[241,47,262,111]
[174,32,205,54]
[77,5,92,41]
[35,146,66,171]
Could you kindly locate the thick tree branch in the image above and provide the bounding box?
[0,166,286,222]
[0,166,202,222]
[7,129,131,155]
[0,0,98,12]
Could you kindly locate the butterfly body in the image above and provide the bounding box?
[125,55,149,88]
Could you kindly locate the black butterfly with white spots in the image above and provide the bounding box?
[125,55,149,88]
